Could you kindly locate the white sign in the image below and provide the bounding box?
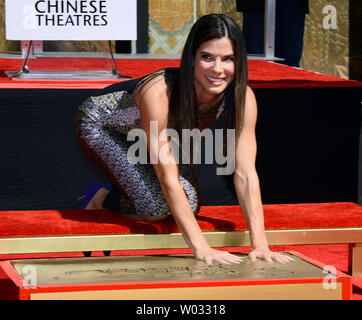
[5,0,137,40]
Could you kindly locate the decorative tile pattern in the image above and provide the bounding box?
[148,0,195,54]
[149,15,194,54]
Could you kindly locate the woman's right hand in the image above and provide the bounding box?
[194,247,243,265]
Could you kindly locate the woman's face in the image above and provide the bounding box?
[193,36,235,106]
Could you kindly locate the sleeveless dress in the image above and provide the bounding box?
[75,68,226,217]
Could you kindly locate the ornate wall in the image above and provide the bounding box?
[148,0,351,79]
[301,0,349,79]
[147,0,242,54]
[148,0,194,54]
[0,0,357,79]
[197,0,242,27]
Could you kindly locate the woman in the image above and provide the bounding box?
[75,14,293,265]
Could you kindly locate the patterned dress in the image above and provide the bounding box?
[75,68,225,217]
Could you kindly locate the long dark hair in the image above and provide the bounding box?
[169,14,248,141]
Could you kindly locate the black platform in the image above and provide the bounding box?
[0,85,360,210]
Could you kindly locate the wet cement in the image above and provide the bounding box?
[12,252,333,286]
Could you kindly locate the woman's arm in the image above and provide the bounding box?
[233,86,293,263]
[136,76,242,265]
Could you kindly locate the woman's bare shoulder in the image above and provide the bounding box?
[246,85,255,99]
[135,74,170,106]
[245,85,257,109]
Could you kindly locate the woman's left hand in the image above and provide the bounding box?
[249,246,295,264]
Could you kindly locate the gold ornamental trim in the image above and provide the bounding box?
[0,227,361,255]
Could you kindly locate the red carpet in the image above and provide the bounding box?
[1,58,361,89]
[0,202,361,237]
